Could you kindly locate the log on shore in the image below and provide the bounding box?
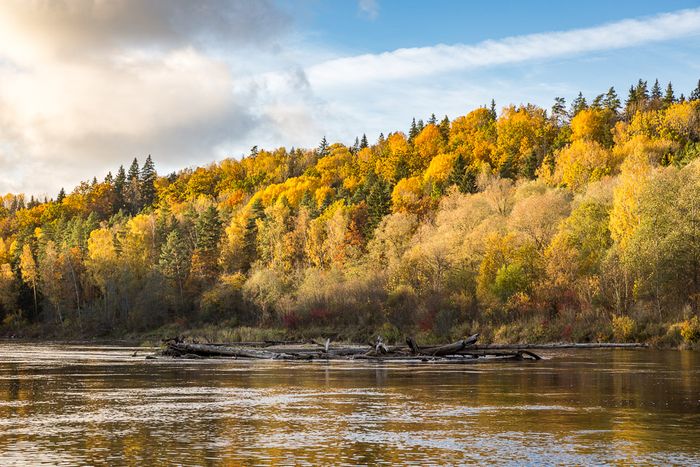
[166,342,300,359]
[406,334,479,356]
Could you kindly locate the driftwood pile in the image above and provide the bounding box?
[161,334,547,363]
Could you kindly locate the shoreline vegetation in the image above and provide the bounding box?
[1,79,700,350]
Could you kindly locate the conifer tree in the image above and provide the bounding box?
[489,99,497,120]
[56,188,66,203]
[126,158,140,214]
[360,134,369,149]
[114,165,126,213]
[159,229,190,303]
[409,118,419,141]
[317,136,329,158]
[690,79,700,101]
[663,82,676,107]
[140,155,156,208]
[603,87,621,114]
[570,92,588,116]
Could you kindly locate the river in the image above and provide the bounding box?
[0,344,698,465]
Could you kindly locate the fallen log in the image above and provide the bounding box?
[406,334,479,356]
[166,342,297,359]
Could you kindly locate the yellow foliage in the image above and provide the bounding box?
[612,315,636,342]
[679,316,700,343]
[391,177,424,213]
[413,124,444,163]
[424,153,457,183]
[660,101,700,143]
[553,140,619,191]
[449,107,496,164]
[570,108,614,146]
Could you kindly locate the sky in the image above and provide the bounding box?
[1,0,700,197]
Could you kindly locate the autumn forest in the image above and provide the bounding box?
[2,78,700,346]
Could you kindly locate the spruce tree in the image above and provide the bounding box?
[551,97,567,124]
[114,165,126,213]
[159,229,191,303]
[439,116,450,141]
[408,118,419,140]
[428,113,437,125]
[489,99,497,120]
[126,158,140,214]
[140,155,157,208]
[663,82,676,107]
[651,79,662,100]
[317,136,329,158]
[365,177,391,236]
[56,188,66,203]
[690,79,700,101]
[570,92,588,116]
[603,87,621,114]
[360,134,369,149]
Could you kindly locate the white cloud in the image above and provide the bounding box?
[308,8,700,88]
[358,0,379,20]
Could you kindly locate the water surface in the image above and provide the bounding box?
[0,344,698,465]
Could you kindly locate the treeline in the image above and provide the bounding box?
[1,78,700,345]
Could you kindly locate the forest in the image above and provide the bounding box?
[1,78,700,346]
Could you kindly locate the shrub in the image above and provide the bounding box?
[612,315,636,342]
[679,316,700,344]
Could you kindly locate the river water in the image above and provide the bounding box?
[0,344,698,465]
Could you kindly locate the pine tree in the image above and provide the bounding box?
[126,158,141,214]
[603,87,621,114]
[191,206,223,282]
[140,155,157,208]
[439,116,450,141]
[408,118,419,140]
[428,113,437,125]
[366,177,391,235]
[651,79,662,100]
[489,99,497,120]
[159,229,191,303]
[690,79,700,101]
[242,199,265,270]
[352,137,360,154]
[551,97,567,124]
[591,94,605,109]
[317,136,329,158]
[56,188,66,203]
[663,82,676,107]
[570,92,588,116]
[360,134,369,149]
[114,165,126,212]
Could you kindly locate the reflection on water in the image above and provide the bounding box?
[0,344,698,465]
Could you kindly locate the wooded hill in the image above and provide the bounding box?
[1,78,700,346]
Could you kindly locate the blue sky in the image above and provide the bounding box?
[0,0,699,196]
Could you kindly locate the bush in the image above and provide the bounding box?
[612,315,636,342]
[679,316,700,344]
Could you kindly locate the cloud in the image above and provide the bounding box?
[358,0,379,20]
[0,0,304,196]
[308,8,700,88]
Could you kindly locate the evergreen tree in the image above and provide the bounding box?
[140,155,157,208]
[447,154,477,194]
[570,92,588,116]
[159,229,191,303]
[360,134,369,149]
[551,97,567,124]
[126,158,141,214]
[250,145,258,157]
[603,87,621,114]
[651,79,662,100]
[489,99,497,120]
[56,188,66,203]
[690,79,700,101]
[114,165,126,212]
[317,136,329,158]
[242,199,266,270]
[365,177,391,236]
[409,118,419,140]
[663,82,676,107]
[438,116,450,141]
[591,94,605,109]
[352,137,360,154]
[428,113,437,125]
[191,206,223,282]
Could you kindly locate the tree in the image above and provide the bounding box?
[551,97,568,124]
[56,188,66,203]
[570,92,588,116]
[114,165,126,212]
[159,229,191,303]
[140,155,157,207]
[603,87,621,114]
[691,79,700,102]
[19,244,38,317]
[191,206,223,283]
[360,134,369,149]
[663,82,676,107]
[126,158,141,214]
[317,136,329,158]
